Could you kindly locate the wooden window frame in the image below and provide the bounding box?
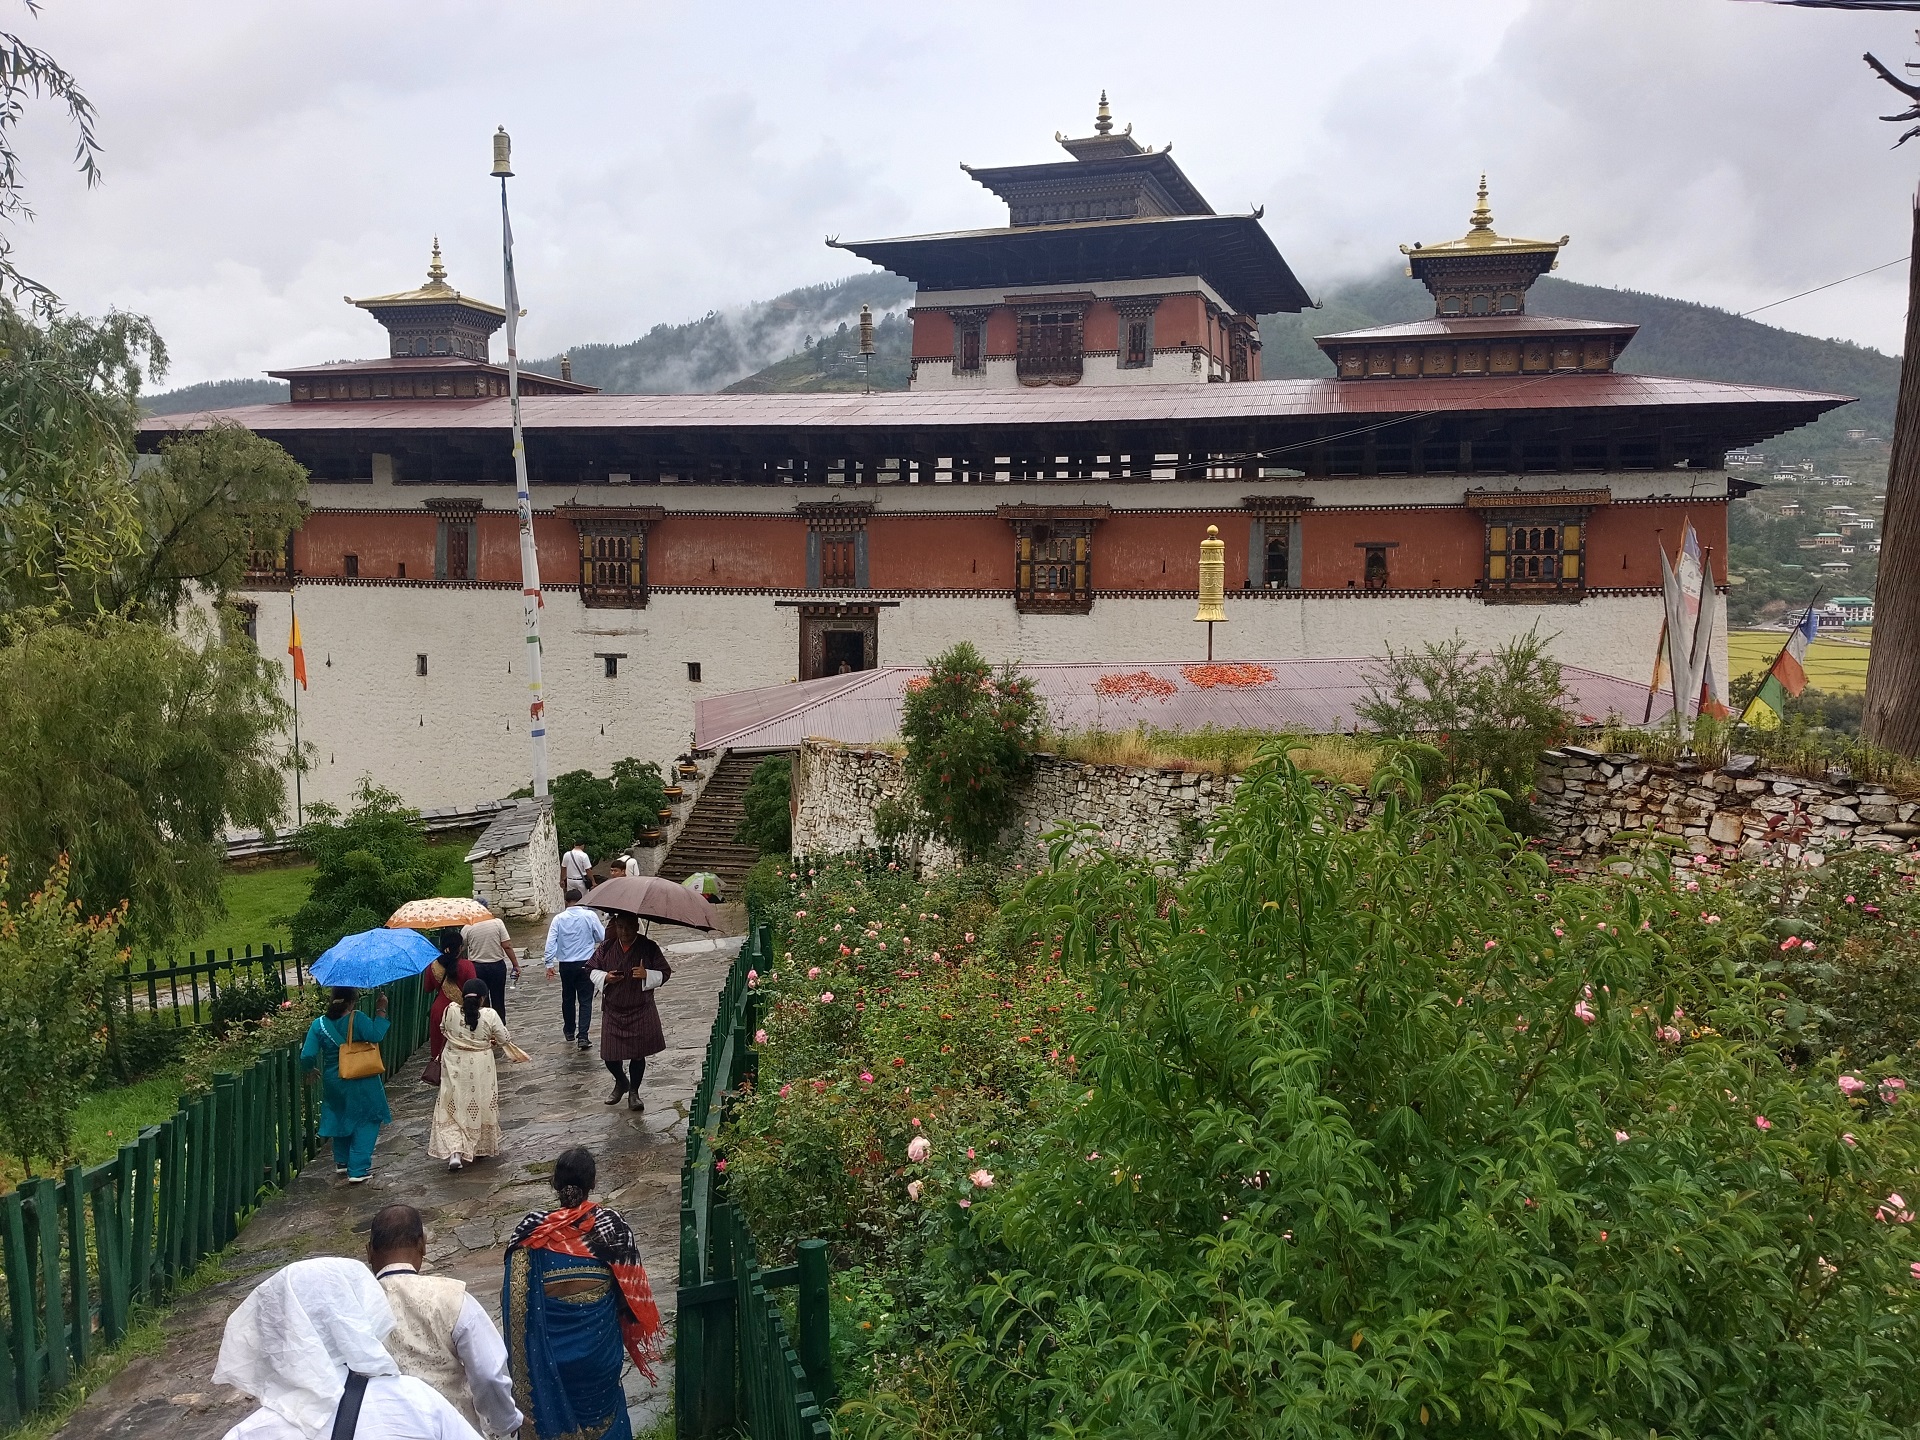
[1467,487,1608,604]
[799,501,873,592]
[564,505,663,610]
[1014,301,1089,385]
[426,499,480,583]
[1001,505,1108,614]
[950,308,990,376]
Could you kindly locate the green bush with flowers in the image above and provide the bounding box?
[732,750,1920,1437]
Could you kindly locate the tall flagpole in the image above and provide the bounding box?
[289,592,303,828]
[492,126,549,799]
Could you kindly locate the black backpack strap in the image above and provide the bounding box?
[330,1371,370,1440]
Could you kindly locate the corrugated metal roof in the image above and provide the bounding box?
[138,372,1850,437]
[694,659,1671,751]
[1315,314,1638,343]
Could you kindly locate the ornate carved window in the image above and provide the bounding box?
[799,501,873,591]
[1013,296,1092,385]
[426,499,480,582]
[243,534,293,585]
[951,308,989,376]
[1246,497,1312,590]
[1114,296,1161,370]
[564,505,663,609]
[1468,488,1609,602]
[1001,504,1108,614]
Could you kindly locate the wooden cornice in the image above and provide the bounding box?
[996,503,1113,522]
[1464,486,1612,510]
[1242,494,1316,514]
[557,503,666,523]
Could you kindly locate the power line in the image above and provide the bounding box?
[1739,255,1908,317]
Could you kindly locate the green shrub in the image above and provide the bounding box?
[547,758,667,865]
[112,1010,189,1082]
[741,854,792,917]
[841,746,1920,1440]
[895,643,1044,861]
[0,857,127,1175]
[208,974,286,1035]
[1357,627,1570,826]
[289,780,456,958]
[736,755,793,853]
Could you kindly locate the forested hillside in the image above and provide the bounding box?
[144,376,289,415]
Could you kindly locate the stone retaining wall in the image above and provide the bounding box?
[1536,747,1920,868]
[467,799,565,918]
[795,738,1920,874]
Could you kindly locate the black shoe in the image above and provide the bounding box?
[604,1082,628,1105]
[627,1092,644,1112]
[576,1038,591,1051]
[563,1032,574,1043]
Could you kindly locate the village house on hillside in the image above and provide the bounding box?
[140,98,1846,812]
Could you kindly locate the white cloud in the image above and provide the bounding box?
[7,0,1915,385]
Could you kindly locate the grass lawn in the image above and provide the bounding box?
[168,839,477,959]
[0,1072,186,1194]
[1727,629,1871,694]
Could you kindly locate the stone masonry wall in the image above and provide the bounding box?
[795,738,1920,874]
[467,799,565,919]
[1536,747,1920,869]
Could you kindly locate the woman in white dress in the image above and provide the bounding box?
[430,979,509,1173]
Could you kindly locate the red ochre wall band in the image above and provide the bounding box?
[286,502,1726,593]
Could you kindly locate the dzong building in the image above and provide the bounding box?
[142,99,1846,812]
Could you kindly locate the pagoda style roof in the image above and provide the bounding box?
[1315,314,1635,345]
[960,94,1214,225]
[350,240,506,320]
[1401,179,1567,266]
[831,212,1311,316]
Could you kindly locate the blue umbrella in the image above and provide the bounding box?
[310,926,440,988]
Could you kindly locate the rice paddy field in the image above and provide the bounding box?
[1727,628,1871,693]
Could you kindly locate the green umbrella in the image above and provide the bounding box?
[682,871,724,900]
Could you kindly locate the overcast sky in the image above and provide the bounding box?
[11,0,1920,387]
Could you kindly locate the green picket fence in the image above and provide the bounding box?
[677,915,833,1439]
[113,944,308,1028]
[0,973,431,1426]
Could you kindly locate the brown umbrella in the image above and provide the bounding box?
[387,896,493,929]
[585,875,718,930]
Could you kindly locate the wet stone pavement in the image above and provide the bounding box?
[55,914,739,1440]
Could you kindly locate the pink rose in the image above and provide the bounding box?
[779,1084,792,1098]
[957,1198,971,1208]
[794,910,807,919]
[754,1029,768,1045]
[819,991,834,1004]
[1754,1115,1772,1131]
[1881,1077,1908,1103]
[907,1179,923,1200]
[1614,1130,1630,1144]
[1483,940,1498,951]
[1843,1132,1858,1147]
[808,966,821,979]
[859,1070,874,1084]
[1573,1000,1596,1025]
[907,1135,930,1163]
[746,969,759,988]
[1838,1076,1867,1096]
[969,1169,994,1188]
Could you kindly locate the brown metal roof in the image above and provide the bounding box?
[138,372,1849,437]
[1315,314,1639,345]
[694,659,1671,751]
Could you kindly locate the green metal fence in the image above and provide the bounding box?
[113,944,308,1028]
[0,971,431,1426]
[677,915,834,1439]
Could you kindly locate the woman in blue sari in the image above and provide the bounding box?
[299,986,391,1184]
[503,1147,661,1440]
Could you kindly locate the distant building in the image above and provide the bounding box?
[1829,475,1854,487]
[1726,450,1764,467]
[1805,532,1844,548]
[1832,596,1875,624]
[1777,499,1802,517]
[1819,561,1853,575]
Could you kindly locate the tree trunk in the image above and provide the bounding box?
[1862,197,1920,754]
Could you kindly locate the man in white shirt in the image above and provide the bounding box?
[621,852,640,878]
[542,887,605,1050]
[562,841,593,893]
[461,913,518,1021]
[367,1205,523,1438]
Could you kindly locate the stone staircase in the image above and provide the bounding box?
[658,751,768,893]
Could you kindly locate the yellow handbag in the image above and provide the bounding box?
[336,1010,386,1081]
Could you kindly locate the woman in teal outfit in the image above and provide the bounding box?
[300,986,392,1184]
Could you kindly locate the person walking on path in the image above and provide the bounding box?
[462,912,519,1022]
[425,933,478,1072]
[213,1256,482,1439]
[619,852,639,879]
[367,1204,523,1438]
[430,981,510,1173]
[501,1147,661,1440]
[589,913,669,1111]
[542,887,604,1051]
[562,841,594,894]
[301,988,391,1185]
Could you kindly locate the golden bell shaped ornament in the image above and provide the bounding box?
[490,126,514,179]
[1194,524,1228,623]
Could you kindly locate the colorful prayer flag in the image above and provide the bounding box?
[1741,604,1819,729]
[288,614,308,691]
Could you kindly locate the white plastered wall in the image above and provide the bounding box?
[261,584,1712,813]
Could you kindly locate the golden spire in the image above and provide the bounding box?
[1094,90,1113,135]
[427,237,447,285]
[1469,175,1493,234]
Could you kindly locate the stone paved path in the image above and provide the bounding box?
[55,914,737,1439]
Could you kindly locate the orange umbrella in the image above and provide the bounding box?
[387,897,493,930]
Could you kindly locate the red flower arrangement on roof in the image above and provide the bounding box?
[1179,663,1275,689]
[904,676,931,693]
[1092,670,1178,702]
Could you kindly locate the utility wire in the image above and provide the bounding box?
[1739,254,1908,316]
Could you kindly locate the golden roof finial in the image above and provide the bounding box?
[427,237,447,285]
[1469,175,1493,234]
[1095,90,1113,135]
